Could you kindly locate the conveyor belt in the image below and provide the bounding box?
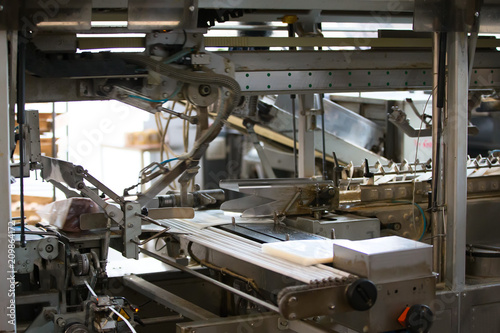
[157,213,353,284]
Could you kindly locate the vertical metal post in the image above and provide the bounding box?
[0,30,16,332]
[431,32,445,282]
[444,31,468,292]
[291,95,298,178]
[298,94,315,178]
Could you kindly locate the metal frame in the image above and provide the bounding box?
[0,29,15,333]
[444,32,468,292]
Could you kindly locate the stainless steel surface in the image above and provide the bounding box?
[265,97,390,165]
[122,274,218,321]
[413,0,483,32]
[23,0,92,31]
[333,276,436,333]
[323,99,384,151]
[466,246,500,277]
[444,31,468,292]
[198,0,414,11]
[332,236,433,283]
[127,0,186,31]
[298,94,316,178]
[0,30,15,333]
[220,178,335,217]
[287,214,380,240]
[123,202,140,259]
[176,313,297,333]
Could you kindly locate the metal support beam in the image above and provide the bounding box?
[122,274,218,321]
[298,95,315,178]
[444,32,468,292]
[431,32,445,283]
[0,30,16,332]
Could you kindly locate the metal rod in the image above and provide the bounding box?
[291,94,298,178]
[159,106,197,124]
[140,247,280,313]
[17,33,26,247]
[320,94,327,180]
[51,102,56,201]
[431,32,447,282]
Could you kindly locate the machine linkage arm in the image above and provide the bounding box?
[40,156,124,225]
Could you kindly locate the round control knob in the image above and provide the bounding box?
[405,304,434,333]
[346,278,377,311]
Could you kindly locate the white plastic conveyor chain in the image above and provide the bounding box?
[158,218,351,284]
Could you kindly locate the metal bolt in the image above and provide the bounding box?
[231,217,236,226]
[225,68,230,73]
[45,244,54,253]
[26,260,30,264]
[475,11,480,17]
[128,223,134,228]
[56,318,66,327]
[109,212,115,217]
[127,205,133,211]
[289,313,297,320]
[189,5,195,11]
[288,296,297,303]
[329,305,335,310]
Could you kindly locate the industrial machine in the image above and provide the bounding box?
[1,1,500,333]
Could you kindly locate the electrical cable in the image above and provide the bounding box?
[120,53,240,198]
[108,306,137,333]
[85,280,137,333]
[412,87,436,238]
[392,200,428,241]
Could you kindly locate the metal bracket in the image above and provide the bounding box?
[123,202,141,259]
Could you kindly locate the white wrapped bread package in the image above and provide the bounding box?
[261,239,338,266]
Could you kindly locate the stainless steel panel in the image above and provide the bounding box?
[197,0,414,11]
[22,0,91,31]
[413,0,482,32]
[128,0,196,30]
[288,214,380,240]
[332,276,436,333]
[323,99,384,151]
[332,236,433,283]
[460,283,500,333]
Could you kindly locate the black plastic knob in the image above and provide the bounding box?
[406,304,434,333]
[346,278,377,311]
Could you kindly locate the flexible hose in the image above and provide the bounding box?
[121,53,240,194]
[119,53,241,105]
